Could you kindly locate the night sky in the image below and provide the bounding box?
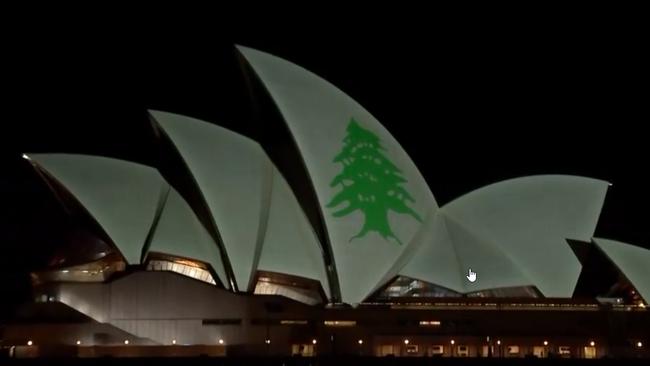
[1,26,647,317]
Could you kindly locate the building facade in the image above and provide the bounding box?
[2,46,648,359]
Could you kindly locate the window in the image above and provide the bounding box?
[171,263,181,273]
[323,320,356,327]
[508,345,520,354]
[292,344,315,357]
[418,320,441,326]
[280,320,309,325]
[375,276,462,299]
[31,253,126,284]
[406,345,419,354]
[253,272,324,305]
[481,345,495,357]
[559,346,571,355]
[584,346,596,359]
[379,345,395,357]
[466,286,540,298]
[457,345,469,357]
[146,259,216,285]
[430,345,444,355]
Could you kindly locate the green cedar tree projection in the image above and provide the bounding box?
[327,118,422,244]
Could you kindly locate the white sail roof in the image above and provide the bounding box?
[148,186,228,285]
[238,45,438,304]
[150,110,271,290]
[257,167,331,297]
[435,175,608,297]
[25,47,627,306]
[150,110,330,293]
[593,237,650,303]
[28,154,164,264]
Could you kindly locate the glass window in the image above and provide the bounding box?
[508,346,520,354]
[406,345,419,354]
[323,320,356,327]
[380,345,395,357]
[145,259,215,285]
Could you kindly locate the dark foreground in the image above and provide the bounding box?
[1,357,649,366]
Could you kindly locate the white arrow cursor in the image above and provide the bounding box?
[466,268,477,283]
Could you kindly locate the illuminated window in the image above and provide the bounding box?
[31,253,125,285]
[280,320,309,325]
[376,276,461,298]
[323,320,356,327]
[533,346,546,358]
[291,344,315,356]
[379,345,395,357]
[467,286,540,298]
[507,346,520,354]
[406,345,419,354]
[419,320,441,326]
[584,346,596,359]
[147,259,216,285]
[457,345,469,357]
[253,271,324,305]
[172,263,181,273]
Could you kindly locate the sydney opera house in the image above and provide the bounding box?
[2,46,648,359]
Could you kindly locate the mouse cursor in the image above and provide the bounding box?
[466,268,477,283]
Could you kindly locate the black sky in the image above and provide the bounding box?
[1,23,648,316]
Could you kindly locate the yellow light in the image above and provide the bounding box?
[358,339,363,345]
[637,341,643,348]
[218,339,224,345]
[419,320,441,326]
[544,341,548,346]
[497,340,501,345]
[76,340,81,345]
[265,339,271,344]
[280,320,309,325]
[589,341,595,347]
[324,320,356,327]
[172,339,176,345]
[124,340,130,345]
[404,339,409,345]
[27,340,33,346]
[451,340,455,345]
[175,259,203,268]
[312,339,317,345]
